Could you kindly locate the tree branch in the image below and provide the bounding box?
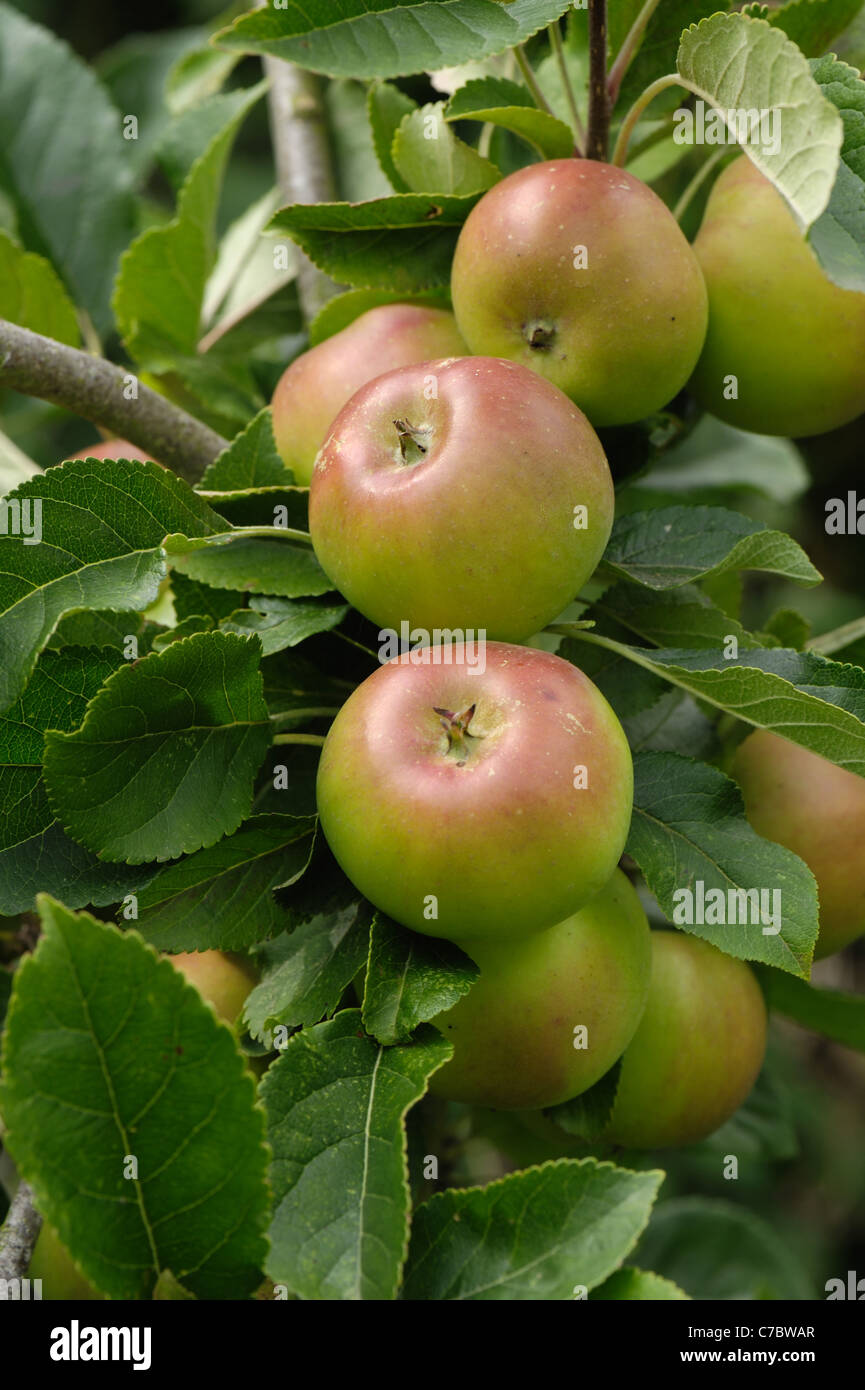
[0,321,228,483]
[587,0,611,160]
[0,1182,41,1284]
[263,57,340,324]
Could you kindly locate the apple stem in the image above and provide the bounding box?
[433,704,479,766]
[606,0,664,109]
[394,418,432,466]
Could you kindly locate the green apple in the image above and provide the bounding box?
[167,950,257,1025]
[429,869,651,1110]
[309,355,613,643]
[732,730,865,958]
[271,303,466,485]
[450,158,708,427]
[28,1222,103,1300]
[690,156,865,436]
[316,641,633,943]
[605,931,767,1149]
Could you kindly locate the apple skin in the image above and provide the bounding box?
[689,157,865,437]
[309,355,614,643]
[67,439,156,462]
[604,931,767,1149]
[449,159,708,427]
[271,303,467,485]
[429,869,651,1110]
[167,950,257,1025]
[28,1222,104,1300]
[732,730,865,958]
[316,642,633,943]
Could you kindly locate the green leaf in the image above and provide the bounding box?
[545,1060,622,1140]
[0,647,157,915]
[630,417,810,505]
[0,231,80,344]
[46,610,164,657]
[0,458,228,713]
[152,1270,198,1301]
[759,968,865,1053]
[392,102,501,195]
[368,81,417,192]
[217,0,574,81]
[43,631,272,864]
[808,56,865,292]
[201,486,309,532]
[0,2,135,333]
[136,814,316,952]
[620,690,720,761]
[114,83,266,363]
[601,506,821,591]
[268,193,482,292]
[308,286,450,346]
[445,76,575,158]
[222,597,350,657]
[676,12,843,232]
[171,572,243,624]
[151,615,214,650]
[166,44,241,114]
[626,751,819,976]
[165,533,330,600]
[616,1,721,111]
[764,0,864,57]
[634,1197,815,1300]
[201,188,295,338]
[328,78,394,202]
[245,905,372,1043]
[403,1158,663,1300]
[0,897,270,1300]
[263,1010,449,1299]
[591,1267,689,1300]
[362,915,478,1045]
[590,583,760,652]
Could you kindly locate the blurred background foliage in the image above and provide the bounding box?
[2,0,864,1301]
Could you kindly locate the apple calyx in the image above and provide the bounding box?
[393,417,433,465]
[433,703,479,766]
[523,319,556,352]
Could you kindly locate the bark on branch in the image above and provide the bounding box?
[0,1182,41,1285]
[0,321,228,483]
[587,0,611,161]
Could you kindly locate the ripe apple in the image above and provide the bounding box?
[271,303,467,485]
[316,641,634,943]
[450,159,708,427]
[732,730,865,958]
[28,1222,103,1300]
[604,931,767,1149]
[429,869,651,1110]
[167,950,257,1025]
[309,355,614,643]
[689,156,865,436]
[67,439,156,461]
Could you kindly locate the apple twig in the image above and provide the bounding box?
[586,0,610,160]
[0,1181,42,1284]
[547,22,586,152]
[0,320,229,483]
[611,73,685,167]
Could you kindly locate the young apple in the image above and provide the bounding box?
[309,355,614,643]
[316,642,634,943]
[271,303,466,485]
[167,950,257,1025]
[429,869,651,1109]
[450,159,708,427]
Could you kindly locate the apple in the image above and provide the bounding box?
[167,950,257,1025]
[429,869,651,1109]
[316,641,634,943]
[28,1222,103,1300]
[309,356,614,643]
[67,439,156,461]
[604,931,767,1149]
[271,303,467,485]
[732,730,865,958]
[689,156,865,437]
[450,159,708,427]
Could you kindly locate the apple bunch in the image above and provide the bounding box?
[265,149,863,1149]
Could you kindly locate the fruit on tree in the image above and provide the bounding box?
[449,159,708,427]
[429,869,651,1109]
[271,303,467,485]
[28,1223,103,1300]
[732,730,865,958]
[68,439,156,461]
[316,641,633,943]
[689,156,865,437]
[309,355,614,643]
[167,950,257,1024]
[604,931,767,1149]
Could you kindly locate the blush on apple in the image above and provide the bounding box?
[316,641,633,944]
